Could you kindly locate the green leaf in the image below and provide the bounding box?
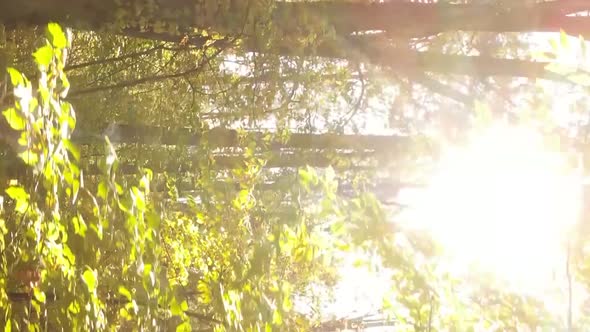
[6,67,23,86]
[97,181,108,200]
[2,108,26,130]
[33,45,53,67]
[119,307,131,320]
[170,297,184,316]
[232,189,250,209]
[82,268,97,292]
[33,289,46,303]
[47,23,67,48]
[63,245,76,266]
[72,216,87,237]
[131,186,146,211]
[63,139,80,161]
[140,169,152,191]
[68,301,80,314]
[298,167,318,191]
[560,29,569,49]
[145,266,156,286]
[175,321,191,332]
[118,286,132,301]
[272,309,283,325]
[18,150,39,166]
[46,223,59,242]
[197,281,211,304]
[282,295,292,312]
[5,186,28,201]
[146,209,161,231]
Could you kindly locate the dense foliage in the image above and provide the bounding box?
[0,24,421,331]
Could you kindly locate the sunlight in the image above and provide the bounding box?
[407,123,582,293]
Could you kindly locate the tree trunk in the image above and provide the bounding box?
[66,28,572,87]
[0,151,375,176]
[114,152,375,173]
[2,0,580,102]
[73,124,413,152]
[2,0,589,37]
[273,1,590,37]
[302,36,570,82]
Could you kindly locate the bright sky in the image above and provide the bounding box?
[323,121,586,327]
[404,123,581,287]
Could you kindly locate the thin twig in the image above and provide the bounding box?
[336,64,366,131]
[69,44,230,97]
[65,45,165,71]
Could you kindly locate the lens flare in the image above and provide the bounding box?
[406,123,582,294]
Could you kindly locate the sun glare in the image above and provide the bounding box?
[326,123,584,320]
[407,123,582,294]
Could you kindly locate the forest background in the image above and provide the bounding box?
[1,0,590,331]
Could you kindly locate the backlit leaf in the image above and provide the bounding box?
[63,139,80,161]
[19,150,39,166]
[33,45,53,67]
[6,67,23,86]
[175,321,191,332]
[2,108,25,130]
[118,286,132,301]
[82,268,97,292]
[5,186,28,201]
[47,23,67,48]
[33,289,46,303]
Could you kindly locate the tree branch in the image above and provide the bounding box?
[65,44,165,71]
[69,43,229,97]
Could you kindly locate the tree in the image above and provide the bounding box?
[2,0,588,86]
[2,1,589,38]
[0,25,431,331]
